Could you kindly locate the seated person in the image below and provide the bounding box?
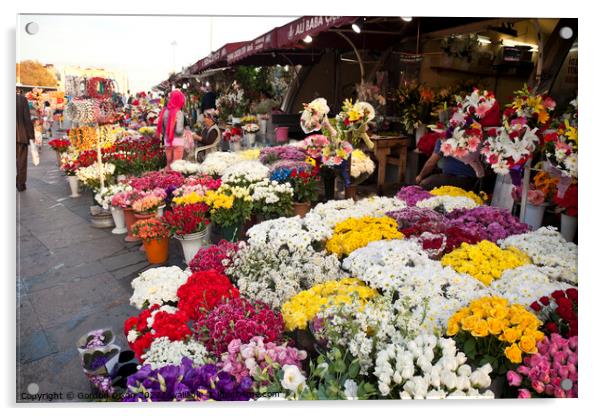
[192,111,221,162]
[415,138,477,191]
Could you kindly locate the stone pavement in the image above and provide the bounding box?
[16,144,185,402]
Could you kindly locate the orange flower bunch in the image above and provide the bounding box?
[533,171,559,201]
[131,218,169,241]
[69,126,98,152]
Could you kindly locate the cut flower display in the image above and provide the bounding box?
[325,216,403,257]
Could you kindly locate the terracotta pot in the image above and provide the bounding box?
[123,208,140,243]
[133,212,156,221]
[142,238,169,264]
[293,202,311,218]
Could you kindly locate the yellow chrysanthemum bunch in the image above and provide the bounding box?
[447,296,544,364]
[281,278,378,331]
[238,149,260,160]
[326,216,403,257]
[172,191,204,206]
[441,241,530,286]
[201,190,235,212]
[430,186,486,205]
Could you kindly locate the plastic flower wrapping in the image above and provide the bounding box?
[335,98,376,149]
[300,97,330,134]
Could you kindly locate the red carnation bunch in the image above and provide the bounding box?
[123,304,191,360]
[194,298,284,355]
[163,203,210,236]
[189,240,239,274]
[176,271,240,321]
[554,184,578,217]
[530,288,578,337]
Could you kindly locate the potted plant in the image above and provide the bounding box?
[554,183,577,242]
[163,202,211,264]
[286,167,320,217]
[132,218,170,264]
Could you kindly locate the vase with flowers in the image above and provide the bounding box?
[163,200,211,264]
[131,218,170,264]
[554,183,577,242]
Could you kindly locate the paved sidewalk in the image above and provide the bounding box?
[16,144,184,402]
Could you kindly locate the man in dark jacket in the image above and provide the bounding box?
[16,92,34,192]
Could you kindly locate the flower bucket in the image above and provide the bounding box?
[90,206,114,229]
[110,206,127,235]
[134,212,155,221]
[156,205,165,218]
[67,175,80,198]
[230,141,241,152]
[245,133,256,147]
[55,151,62,167]
[174,227,210,265]
[142,238,169,264]
[123,208,141,243]
[259,119,268,135]
[275,127,289,143]
[524,203,546,230]
[560,213,577,242]
[217,223,242,243]
[293,202,311,218]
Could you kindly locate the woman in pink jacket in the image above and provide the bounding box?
[156,89,186,169]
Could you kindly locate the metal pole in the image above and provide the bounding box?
[335,31,365,83]
[519,158,531,222]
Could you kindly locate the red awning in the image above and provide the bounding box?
[192,41,248,73]
[226,16,358,66]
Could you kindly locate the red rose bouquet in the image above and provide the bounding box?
[189,240,239,274]
[530,288,578,337]
[48,138,70,153]
[123,304,191,360]
[163,203,210,236]
[194,298,284,355]
[176,270,240,321]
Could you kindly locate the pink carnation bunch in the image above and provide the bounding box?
[111,189,145,209]
[507,333,578,398]
[194,298,284,355]
[189,240,239,274]
[221,336,307,384]
[129,171,185,191]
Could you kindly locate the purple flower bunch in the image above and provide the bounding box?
[387,207,449,234]
[124,357,253,402]
[507,334,578,398]
[395,186,433,206]
[269,159,314,174]
[446,206,529,242]
[260,145,308,165]
[221,337,307,385]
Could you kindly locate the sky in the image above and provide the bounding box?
[17,14,297,92]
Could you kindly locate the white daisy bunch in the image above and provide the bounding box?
[221,160,269,186]
[94,182,132,210]
[490,265,574,306]
[198,152,243,176]
[374,335,494,399]
[76,162,116,189]
[248,178,294,204]
[246,217,321,252]
[141,337,209,369]
[303,197,406,240]
[129,266,191,310]
[315,295,421,375]
[229,241,345,309]
[416,195,477,213]
[170,160,203,175]
[341,239,432,292]
[498,226,578,284]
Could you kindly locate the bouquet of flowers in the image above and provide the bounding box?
[129,266,190,309]
[242,123,260,134]
[221,161,269,186]
[507,334,577,398]
[216,81,248,120]
[554,183,577,217]
[163,202,210,236]
[271,166,320,204]
[75,162,116,191]
[223,126,243,143]
[503,84,556,128]
[441,240,531,286]
[281,278,378,331]
[132,218,169,241]
[189,239,239,274]
[530,288,578,337]
[140,337,208,370]
[447,296,544,373]
[240,115,257,124]
[48,137,70,153]
[350,149,375,182]
[123,304,191,360]
[93,183,132,210]
[334,98,376,149]
[482,123,540,175]
[194,298,284,355]
[300,98,330,134]
[429,185,485,205]
[325,216,403,258]
[544,119,578,181]
[169,160,202,176]
[301,134,353,169]
[259,145,307,165]
[445,206,529,242]
[128,170,185,192]
[175,270,240,321]
[199,152,243,177]
[415,195,477,213]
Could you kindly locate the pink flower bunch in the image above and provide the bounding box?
[221,336,307,383]
[111,189,145,209]
[132,194,164,214]
[189,240,239,274]
[511,186,546,206]
[194,298,284,355]
[507,333,578,398]
[173,176,222,198]
[395,186,433,206]
[128,171,185,191]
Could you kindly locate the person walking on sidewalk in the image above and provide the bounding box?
[16,92,34,192]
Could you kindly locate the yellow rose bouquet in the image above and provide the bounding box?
[447,296,544,375]
[281,278,378,331]
[325,216,403,257]
[441,240,530,285]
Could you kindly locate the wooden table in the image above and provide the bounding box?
[368,135,411,195]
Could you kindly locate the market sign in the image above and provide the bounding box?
[227,33,277,65]
[276,16,358,48]
[194,42,249,73]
